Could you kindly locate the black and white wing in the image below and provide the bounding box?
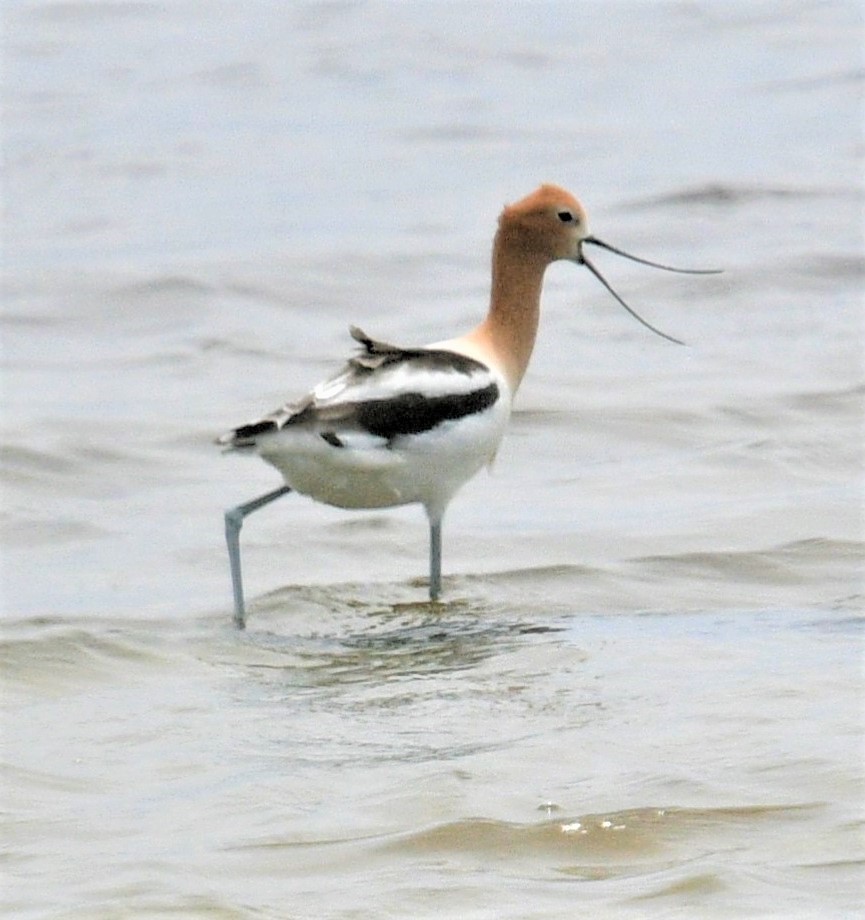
[218,326,500,452]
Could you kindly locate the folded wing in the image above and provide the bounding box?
[218,326,500,452]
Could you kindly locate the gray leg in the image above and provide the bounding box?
[224,485,292,629]
[429,518,442,601]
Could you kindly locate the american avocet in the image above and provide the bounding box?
[219,184,718,627]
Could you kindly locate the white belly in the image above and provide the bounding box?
[257,394,511,518]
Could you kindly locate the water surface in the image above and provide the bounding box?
[2,2,863,917]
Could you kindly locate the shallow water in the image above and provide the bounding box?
[2,1,864,917]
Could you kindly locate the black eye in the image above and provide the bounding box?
[557,210,574,223]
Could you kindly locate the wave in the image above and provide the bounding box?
[627,182,862,208]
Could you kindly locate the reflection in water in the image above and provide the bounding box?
[238,586,566,687]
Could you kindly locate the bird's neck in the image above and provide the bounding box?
[467,229,548,393]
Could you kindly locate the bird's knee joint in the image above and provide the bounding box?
[224,507,244,531]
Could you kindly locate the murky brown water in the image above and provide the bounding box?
[2,2,864,917]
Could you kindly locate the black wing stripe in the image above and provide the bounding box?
[229,419,277,441]
[320,431,345,448]
[355,382,499,440]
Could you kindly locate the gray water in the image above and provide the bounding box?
[2,2,864,917]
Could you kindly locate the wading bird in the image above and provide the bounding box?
[218,184,718,627]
